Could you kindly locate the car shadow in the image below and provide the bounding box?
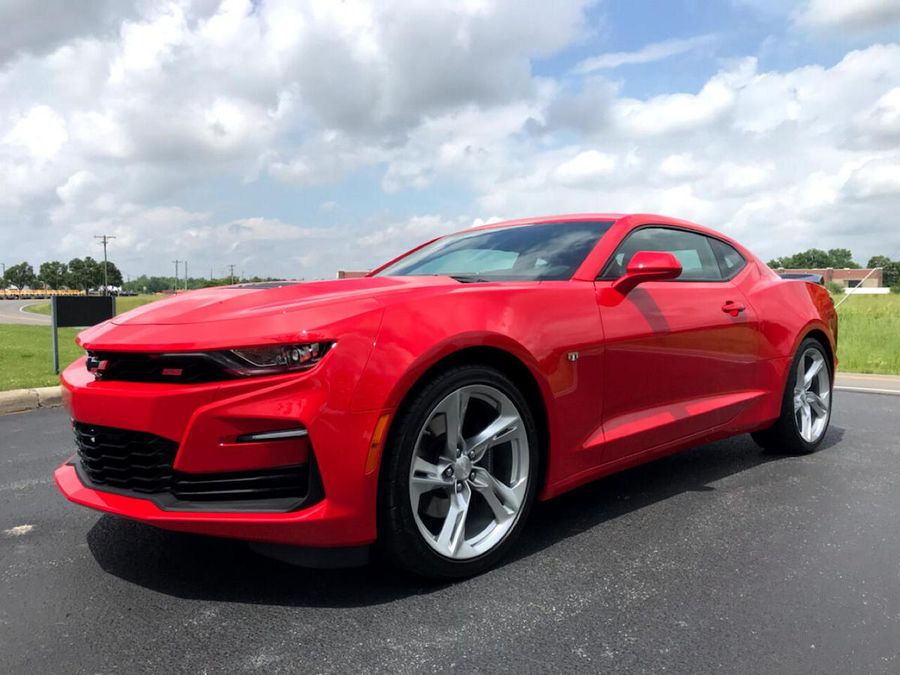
[511,425,845,564]
[86,426,845,608]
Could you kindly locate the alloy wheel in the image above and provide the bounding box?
[408,384,530,560]
[793,347,830,443]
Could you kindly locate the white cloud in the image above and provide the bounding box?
[3,105,68,159]
[659,153,707,179]
[0,0,139,64]
[554,150,617,186]
[844,158,900,198]
[0,1,899,279]
[465,45,900,262]
[856,87,900,140]
[574,34,716,73]
[796,0,900,31]
[612,76,737,136]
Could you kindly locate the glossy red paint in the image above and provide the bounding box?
[55,213,837,549]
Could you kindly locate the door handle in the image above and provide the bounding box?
[721,301,745,316]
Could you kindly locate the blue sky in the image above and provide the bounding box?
[1,0,899,279]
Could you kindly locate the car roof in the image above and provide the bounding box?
[468,213,627,231]
[468,213,730,240]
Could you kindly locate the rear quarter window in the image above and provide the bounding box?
[710,238,746,279]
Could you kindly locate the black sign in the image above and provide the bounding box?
[52,296,116,328]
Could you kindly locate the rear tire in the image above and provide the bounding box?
[377,364,539,580]
[752,337,833,455]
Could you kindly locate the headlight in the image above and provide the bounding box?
[226,342,332,376]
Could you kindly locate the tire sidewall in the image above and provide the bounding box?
[378,364,540,579]
[783,338,833,453]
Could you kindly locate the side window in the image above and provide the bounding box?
[709,238,746,279]
[600,227,724,282]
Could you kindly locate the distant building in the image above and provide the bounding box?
[775,268,883,289]
[336,270,369,279]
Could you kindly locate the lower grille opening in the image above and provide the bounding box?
[72,421,322,513]
[171,466,310,502]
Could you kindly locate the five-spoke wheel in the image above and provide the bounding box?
[378,365,538,579]
[793,347,830,444]
[752,337,833,454]
[408,384,530,560]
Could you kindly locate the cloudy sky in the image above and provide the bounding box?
[1,0,899,280]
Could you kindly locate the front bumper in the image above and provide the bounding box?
[55,357,389,547]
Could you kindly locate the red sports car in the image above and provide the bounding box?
[55,213,838,578]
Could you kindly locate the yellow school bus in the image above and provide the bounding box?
[0,288,87,300]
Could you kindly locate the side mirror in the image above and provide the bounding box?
[611,251,682,294]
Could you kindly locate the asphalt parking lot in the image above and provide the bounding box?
[2,392,899,674]
[0,300,49,326]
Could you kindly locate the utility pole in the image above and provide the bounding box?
[172,260,181,291]
[184,260,189,291]
[95,234,116,295]
[227,264,235,285]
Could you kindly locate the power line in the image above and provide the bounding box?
[95,234,116,296]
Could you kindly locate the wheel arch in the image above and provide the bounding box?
[791,324,836,384]
[378,344,552,497]
[803,328,835,377]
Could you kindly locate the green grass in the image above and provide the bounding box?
[0,325,82,391]
[24,294,161,316]
[834,293,900,375]
[2,295,163,391]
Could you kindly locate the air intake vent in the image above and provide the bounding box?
[72,422,318,512]
[74,422,176,493]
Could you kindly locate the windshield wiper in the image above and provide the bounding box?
[449,274,493,283]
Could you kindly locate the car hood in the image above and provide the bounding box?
[110,276,452,326]
[74,276,461,352]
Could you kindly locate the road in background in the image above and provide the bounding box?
[2,392,899,673]
[836,372,900,395]
[0,300,49,325]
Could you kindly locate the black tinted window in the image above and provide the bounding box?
[710,238,746,279]
[600,227,724,281]
[377,221,614,281]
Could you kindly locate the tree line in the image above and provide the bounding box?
[2,258,124,292]
[121,274,279,293]
[1,259,282,293]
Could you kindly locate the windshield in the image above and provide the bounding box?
[376,221,614,281]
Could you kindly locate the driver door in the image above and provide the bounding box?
[595,226,763,462]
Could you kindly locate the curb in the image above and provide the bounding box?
[0,386,63,416]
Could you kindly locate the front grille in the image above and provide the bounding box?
[72,422,318,512]
[74,422,176,493]
[88,352,227,384]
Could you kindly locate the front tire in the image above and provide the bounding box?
[752,337,833,454]
[377,364,539,579]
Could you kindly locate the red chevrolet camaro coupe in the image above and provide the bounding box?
[55,213,838,578]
